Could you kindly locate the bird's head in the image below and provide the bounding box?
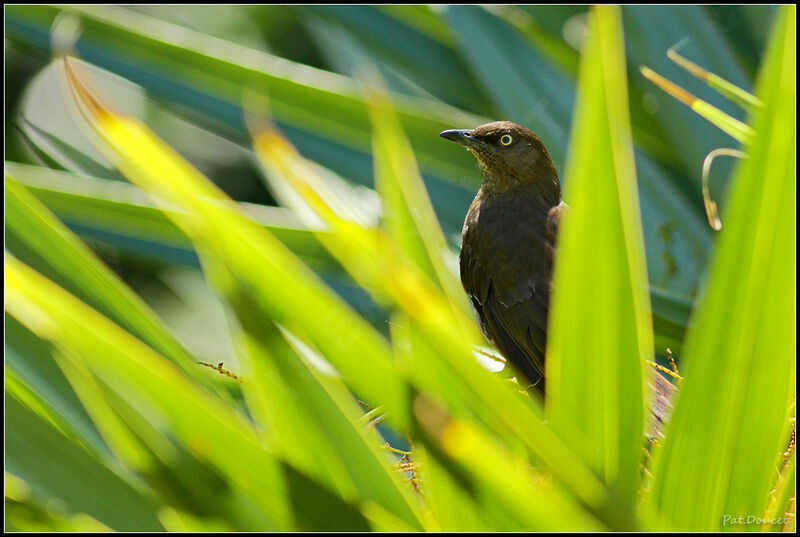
[439,121,559,199]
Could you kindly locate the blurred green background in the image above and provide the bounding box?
[5,4,793,532]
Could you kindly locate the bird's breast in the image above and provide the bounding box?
[460,189,557,306]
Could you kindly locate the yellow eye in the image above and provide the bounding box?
[500,134,513,146]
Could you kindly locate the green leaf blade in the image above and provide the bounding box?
[646,5,796,530]
[4,172,217,392]
[546,6,652,524]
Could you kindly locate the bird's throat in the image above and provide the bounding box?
[480,167,561,206]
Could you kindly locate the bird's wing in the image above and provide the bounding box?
[473,285,548,389]
[460,196,565,389]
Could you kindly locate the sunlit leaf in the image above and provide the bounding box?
[5,172,219,394]
[640,65,755,143]
[546,6,652,526]
[646,5,795,530]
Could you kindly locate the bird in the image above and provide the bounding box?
[439,121,565,395]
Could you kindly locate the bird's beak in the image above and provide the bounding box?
[439,129,482,149]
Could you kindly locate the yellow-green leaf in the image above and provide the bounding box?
[546,6,652,526]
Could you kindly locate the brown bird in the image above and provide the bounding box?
[440,121,565,394]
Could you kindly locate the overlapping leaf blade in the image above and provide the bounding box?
[251,81,614,526]
[5,393,164,532]
[4,4,793,532]
[5,171,225,395]
[6,4,708,347]
[545,7,651,527]
[6,162,338,271]
[646,5,795,530]
[366,81,473,322]
[56,63,426,527]
[623,5,752,179]
[5,254,290,528]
